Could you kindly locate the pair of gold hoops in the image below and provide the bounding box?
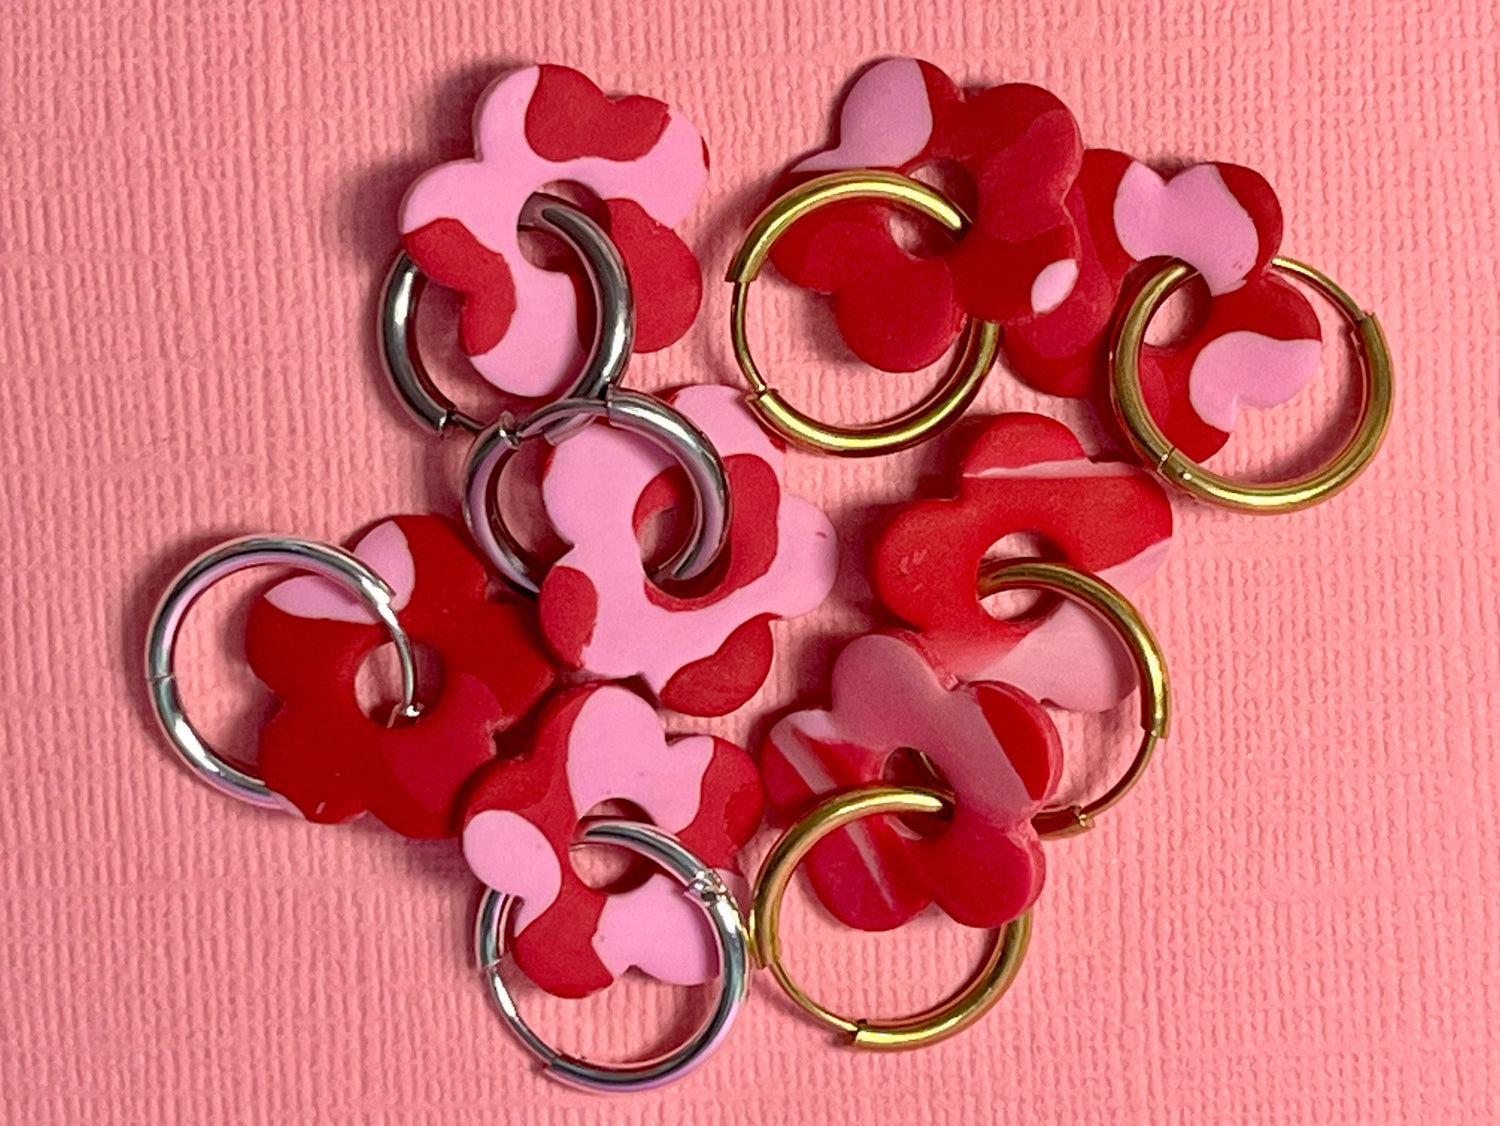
[729,170,1393,513]
[747,558,1169,1048]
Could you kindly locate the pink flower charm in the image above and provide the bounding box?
[537,384,838,717]
[399,65,709,398]
[760,633,1062,931]
[462,684,764,998]
[872,414,1174,714]
[244,515,555,838]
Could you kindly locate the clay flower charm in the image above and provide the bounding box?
[462,684,764,998]
[400,64,709,398]
[537,384,838,717]
[767,57,1085,371]
[245,515,555,838]
[1003,149,1323,459]
[872,413,1173,713]
[760,633,1062,931]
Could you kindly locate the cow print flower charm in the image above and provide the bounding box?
[462,684,764,997]
[537,384,838,717]
[766,57,1085,372]
[400,65,709,398]
[1003,149,1323,458]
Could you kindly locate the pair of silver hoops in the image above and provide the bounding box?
[143,195,752,1091]
[381,193,731,595]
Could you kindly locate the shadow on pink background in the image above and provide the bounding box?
[2,1,1497,1122]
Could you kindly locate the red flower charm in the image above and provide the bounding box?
[245,515,555,838]
[462,684,764,998]
[768,57,1084,372]
[760,632,1062,931]
[872,413,1173,714]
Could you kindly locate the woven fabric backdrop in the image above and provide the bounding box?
[2,0,1496,1122]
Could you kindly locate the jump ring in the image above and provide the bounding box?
[976,560,1170,839]
[380,194,635,434]
[463,389,731,596]
[727,170,1001,456]
[143,536,420,808]
[750,785,1032,1049]
[1109,256,1393,513]
[475,820,752,1092]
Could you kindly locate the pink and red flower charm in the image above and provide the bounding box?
[760,632,1061,931]
[770,57,1083,372]
[399,65,708,399]
[759,411,1173,933]
[874,412,1174,714]
[246,515,554,838]
[1003,150,1323,460]
[535,384,838,717]
[462,684,764,997]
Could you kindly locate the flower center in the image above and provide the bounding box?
[889,160,975,256]
[881,748,955,840]
[978,532,1062,620]
[570,799,657,892]
[355,640,444,723]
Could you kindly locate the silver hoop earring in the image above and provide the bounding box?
[379,194,634,434]
[144,536,419,807]
[474,820,751,1092]
[462,391,731,595]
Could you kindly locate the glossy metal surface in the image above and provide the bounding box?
[1109,256,1393,513]
[144,536,418,807]
[380,194,634,434]
[976,560,1171,839]
[727,170,1000,456]
[750,785,1032,1049]
[462,390,731,595]
[475,821,751,1092]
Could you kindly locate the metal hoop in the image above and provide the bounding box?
[1109,256,1393,513]
[974,560,1170,839]
[463,390,731,595]
[143,536,419,808]
[750,785,1032,1049]
[475,821,752,1092]
[380,194,635,434]
[727,170,1001,456]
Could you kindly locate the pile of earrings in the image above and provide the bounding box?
[143,61,1390,1091]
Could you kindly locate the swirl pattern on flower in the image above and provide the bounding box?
[760,633,1061,931]
[872,413,1173,713]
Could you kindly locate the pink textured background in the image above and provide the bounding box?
[2,1,1496,1122]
